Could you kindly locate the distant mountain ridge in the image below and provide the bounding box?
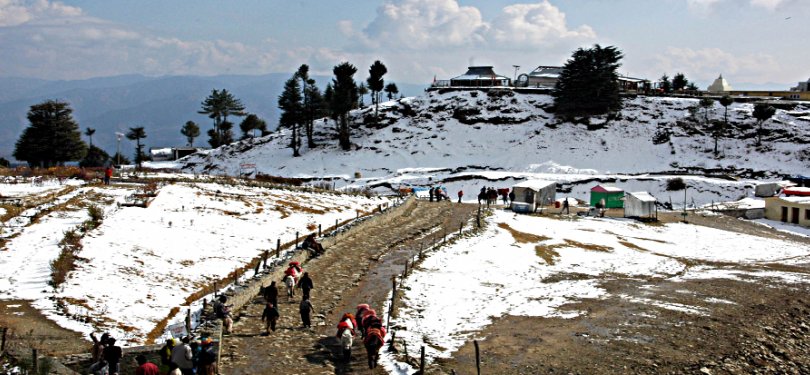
[0,74,425,160]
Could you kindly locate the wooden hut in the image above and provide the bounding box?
[449,66,511,87]
[590,185,624,208]
[624,191,657,220]
[511,180,556,212]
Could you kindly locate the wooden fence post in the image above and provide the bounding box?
[262,250,269,268]
[295,232,299,248]
[32,349,38,373]
[475,340,481,375]
[477,205,481,228]
[213,281,217,298]
[276,238,280,258]
[387,278,396,331]
[1,327,6,353]
[459,222,463,235]
[404,260,408,276]
[420,346,426,375]
[185,309,192,335]
[335,219,338,231]
[318,224,322,237]
[254,261,260,276]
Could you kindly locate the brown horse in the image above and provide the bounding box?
[364,327,384,369]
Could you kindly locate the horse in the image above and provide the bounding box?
[364,327,384,369]
[283,274,295,299]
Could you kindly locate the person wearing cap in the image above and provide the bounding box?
[198,338,218,375]
[170,336,194,375]
[102,337,122,375]
[135,354,159,375]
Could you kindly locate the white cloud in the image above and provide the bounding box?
[749,0,786,11]
[685,0,723,15]
[0,0,80,26]
[641,46,782,85]
[486,2,596,47]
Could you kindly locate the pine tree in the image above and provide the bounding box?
[181,121,200,147]
[553,45,623,119]
[659,74,672,93]
[753,103,776,146]
[126,126,147,168]
[672,73,689,91]
[239,114,266,139]
[14,100,87,168]
[80,145,110,168]
[279,75,303,157]
[384,83,399,100]
[331,62,359,150]
[199,89,246,148]
[84,128,96,147]
[367,60,387,120]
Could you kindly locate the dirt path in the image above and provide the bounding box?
[220,199,477,374]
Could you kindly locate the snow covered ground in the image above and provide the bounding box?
[384,210,810,370]
[0,179,387,344]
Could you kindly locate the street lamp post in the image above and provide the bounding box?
[512,65,520,85]
[115,132,124,166]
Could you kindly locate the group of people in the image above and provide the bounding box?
[259,265,316,335]
[87,332,216,375]
[478,186,514,207]
[338,303,387,369]
[157,335,218,375]
[428,186,449,202]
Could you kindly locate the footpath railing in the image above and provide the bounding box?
[51,196,413,374]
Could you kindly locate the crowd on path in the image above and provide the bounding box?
[85,332,217,375]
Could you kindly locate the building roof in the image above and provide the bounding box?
[778,196,810,205]
[707,74,733,92]
[591,185,623,193]
[451,66,510,81]
[528,66,563,78]
[784,187,810,196]
[514,179,556,191]
[626,191,657,202]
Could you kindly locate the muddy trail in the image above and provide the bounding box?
[220,199,477,374]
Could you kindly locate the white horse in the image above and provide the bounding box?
[284,274,296,299]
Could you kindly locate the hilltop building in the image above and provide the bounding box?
[448,66,511,87]
[513,65,649,93]
[707,74,733,93]
[792,77,810,92]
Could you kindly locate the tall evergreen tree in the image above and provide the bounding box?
[384,82,399,100]
[199,89,246,148]
[753,103,776,146]
[14,100,87,168]
[84,128,96,147]
[180,121,201,147]
[659,74,672,93]
[358,83,369,107]
[278,76,303,157]
[672,73,689,91]
[331,62,359,150]
[126,126,147,168]
[239,114,267,139]
[367,60,387,120]
[552,45,623,119]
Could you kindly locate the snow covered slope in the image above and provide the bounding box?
[181,90,810,181]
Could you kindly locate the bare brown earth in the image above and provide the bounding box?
[219,199,477,374]
[0,300,88,357]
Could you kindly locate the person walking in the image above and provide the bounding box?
[428,186,434,202]
[89,332,109,363]
[508,190,515,206]
[102,337,122,375]
[171,336,194,375]
[457,190,463,203]
[298,272,314,300]
[158,338,176,374]
[261,302,280,334]
[300,296,314,328]
[198,338,218,375]
[134,354,159,375]
[264,281,278,307]
[561,197,570,214]
[104,166,113,185]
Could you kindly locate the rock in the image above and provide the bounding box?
[699,367,712,374]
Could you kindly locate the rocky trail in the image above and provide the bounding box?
[219,199,477,374]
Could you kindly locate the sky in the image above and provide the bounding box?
[0,0,808,88]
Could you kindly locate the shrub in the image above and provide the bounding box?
[51,229,83,288]
[666,177,686,191]
[87,205,104,224]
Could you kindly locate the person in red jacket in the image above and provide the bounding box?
[457,190,463,203]
[135,354,159,375]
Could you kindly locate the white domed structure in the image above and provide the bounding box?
[707,74,733,93]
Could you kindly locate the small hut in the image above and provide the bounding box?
[624,192,657,220]
[449,66,511,87]
[590,185,624,208]
[511,180,556,212]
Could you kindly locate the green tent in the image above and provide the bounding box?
[590,185,624,208]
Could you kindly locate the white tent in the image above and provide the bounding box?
[624,191,657,220]
[511,180,556,212]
